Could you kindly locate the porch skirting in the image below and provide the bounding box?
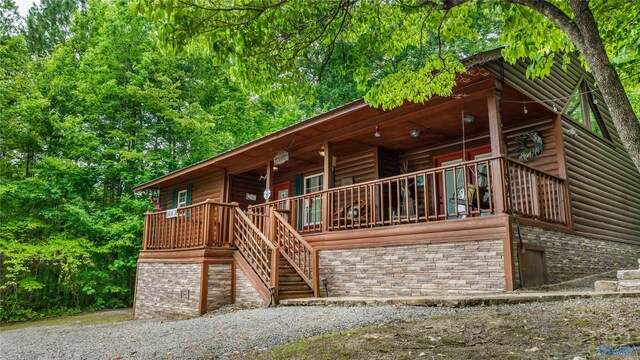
[318,239,506,297]
[134,263,202,319]
[511,224,640,286]
[134,259,265,319]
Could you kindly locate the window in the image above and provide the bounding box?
[563,80,610,139]
[303,173,323,225]
[177,189,187,208]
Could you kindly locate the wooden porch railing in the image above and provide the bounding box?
[250,156,568,233]
[233,207,279,292]
[503,157,567,224]
[271,209,318,295]
[142,200,236,250]
[251,157,496,234]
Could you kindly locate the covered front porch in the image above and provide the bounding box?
[141,71,571,251]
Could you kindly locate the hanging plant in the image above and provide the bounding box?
[515,131,544,162]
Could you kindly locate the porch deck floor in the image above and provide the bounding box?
[279,290,640,307]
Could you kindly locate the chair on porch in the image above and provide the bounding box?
[333,201,368,227]
[449,169,490,217]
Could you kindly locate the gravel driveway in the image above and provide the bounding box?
[1,305,466,359]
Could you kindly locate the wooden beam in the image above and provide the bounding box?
[322,141,333,232]
[487,81,506,214]
[487,81,505,156]
[265,160,274,201]
[323,141,333,190]
[199,262,209,316]
[503,217,515,291]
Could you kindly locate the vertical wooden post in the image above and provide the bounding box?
[313,250,320,297]
[552,114,573,227]
[487,81,507,214]
[268,206,280,301]
[266,160,274,201]
[268,207,276,244]
[199,262,209,316]
[227,205,236,247]
[203,202,210,247]
[322,141,333,232]
[142,214,149,250]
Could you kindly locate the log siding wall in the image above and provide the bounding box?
[160,171,225,210]
[484,55,640,243]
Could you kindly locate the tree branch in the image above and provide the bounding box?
[505,0,584,48]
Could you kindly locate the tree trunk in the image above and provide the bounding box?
[568,0,640,172]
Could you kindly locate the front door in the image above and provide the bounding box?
[273,181,290,210]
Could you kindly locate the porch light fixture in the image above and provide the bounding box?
[462,114,476,123]
[409,129,421,138]
[272,166,279,171]
[319,149,325,157]
[374,125,381,138]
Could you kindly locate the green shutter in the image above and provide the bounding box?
[294,174,303,196]
[172,189,178,209]
[186,184,192,205]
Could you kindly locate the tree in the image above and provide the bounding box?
[23,0,86,56]
[135,0,640,171]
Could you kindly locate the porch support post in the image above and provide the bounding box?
[322,141,333,232]
[323,141,333,190]
[487,81,507,214]
[265,160,274,202]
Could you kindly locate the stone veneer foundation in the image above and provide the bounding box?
[207,264,232,310]
[135,260,266,319]
[234,266,266,306]
[511,224,640,286]
[319,239,506,297]
[135,263,201,319]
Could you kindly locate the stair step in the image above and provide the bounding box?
[278,290,315,300]
[279,271,303,277]
[278,283,311,291]
[617,270,640,281]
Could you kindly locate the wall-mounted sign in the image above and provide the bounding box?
[274,150,289,165]
[166,209,178,218]
[263,188,272,200]
[245,193,257,201]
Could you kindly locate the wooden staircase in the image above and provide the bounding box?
[238,207,318,303]
[278,253,314,300]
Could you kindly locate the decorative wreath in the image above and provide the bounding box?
[515,131,544,162]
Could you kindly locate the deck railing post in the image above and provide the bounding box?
[142,214,149,250]
[321,192,328,232]
[313,250,320,297]
[490,157,507,214]
[270,243,280,303]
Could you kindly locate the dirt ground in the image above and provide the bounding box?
[248,297,640,360]
[0,308,132,332]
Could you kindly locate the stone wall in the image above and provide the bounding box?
[135,263,201,319]
[235,266,267,306]
[512,224,640,286]
[319,240,506,297]
[207,264,232,311]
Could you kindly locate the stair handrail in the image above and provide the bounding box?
[233,207,279,295]
[270,208,318,296]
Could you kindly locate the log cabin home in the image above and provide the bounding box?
[132,50,640,319]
